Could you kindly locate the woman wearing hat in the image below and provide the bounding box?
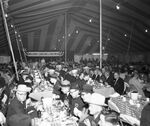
[6,84,33,126]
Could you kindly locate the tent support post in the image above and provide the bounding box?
[64,12,68,63]
[99,0,102,69]
[0,0,19,81]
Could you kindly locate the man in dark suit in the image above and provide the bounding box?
[69,82,85,117]
[104,70,114,87]
[6,84,35,126]
[113,72,124,95]
[59,80,71,103]
[140,102,150,126]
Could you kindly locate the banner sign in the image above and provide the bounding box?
[26,52,64,57]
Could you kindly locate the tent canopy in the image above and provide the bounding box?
[0,0,150,56]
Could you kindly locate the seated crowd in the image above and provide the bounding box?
[0,59,150,126]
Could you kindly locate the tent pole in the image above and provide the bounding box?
[99,0,102,69]
[0,0,19,81]
[64,12,67,63]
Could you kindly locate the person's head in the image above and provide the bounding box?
[89,69,94,75]
[16,84,31,102]
[81,84,93,102]
[102,67,106,74]
[89,103,103,116]
[138,73,146,83]
[105,70,110,78]
[56,65,62,71]
[94,69,99,75]
[70,83,80,98]
[114,72,120,80]
[70,69,78,77]
[83,74,90,81]
[87,93,106,116]
[22,74,28,80]
[97,69,102,76]
[83,66,90,74]
[61,86,70,94]
[70,89,80,98]
[99,110,120,126]
[61,80,70,94]
[79,73,84,80]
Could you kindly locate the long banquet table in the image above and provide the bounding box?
[109,96,149,126]
[30,70,78,126]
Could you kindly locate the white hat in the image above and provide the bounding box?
[50,78,57,84]
[83,66,90,70]
[71,69,78,74]
[56,65,62,69]
[87,93,107,106]
[48,69,55,75]
[61,80,70,86]
[16,84,31,92]
[24,79,32,83]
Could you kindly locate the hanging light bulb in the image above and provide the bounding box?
[11,24,14,28]
[89,18,92,23]
[102,46,105,50]
[76,30,79,34]
[116,4,120,10]
[15,31,17,34]
[145,29,148,33]
[5,14,8,17]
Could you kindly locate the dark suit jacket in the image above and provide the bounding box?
[69,96,85,115]
[113,77,124,95]
[59,70,66,79]
[59,91,71,102]
[105,74,114,87]
[6,97,31,126]
[140,103,150,126]
[64,73,76,83]
[92,74,101,82]
[75,78,86,91]
[92,74,96,80]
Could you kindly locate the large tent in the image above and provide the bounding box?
[0,0,150,57]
